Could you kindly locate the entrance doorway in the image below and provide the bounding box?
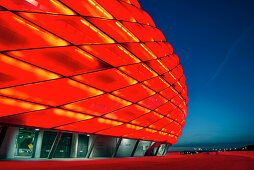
[15,128,36,158]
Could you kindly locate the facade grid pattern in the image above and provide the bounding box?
[0,0,188,144]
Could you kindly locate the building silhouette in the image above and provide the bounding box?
[0,0,188,159]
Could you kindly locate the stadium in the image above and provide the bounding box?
[0,0,188,159]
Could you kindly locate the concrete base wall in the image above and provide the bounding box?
[90,135,117,158]
[116,138,136,157]
[0,127,19,159]
[134,140,151,157]
[157,144,166,156]
[0,126,170,159]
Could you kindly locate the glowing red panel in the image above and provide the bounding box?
[186,96,189,104]
[73,68,137,92]
[87,17,139,43]
[129,0,141,8]
[120,2,155,26]
[146,59,169,75]
[160,54,179,70]
[119,63,157,81]
[113,83,155,103]
[176,128,183,137]
[123,22,154,42]
[157,42,170,52]
[6,47,111,76]
[138,94,168,110]
[174,81,184,93]
[63,94,131,116]
[179,75,187,87]
[131,111,163,127]
[81,44,140,67]
[0,0,75,15]
[152,131,171,142]
[0,108,93,128]
[171,65,183,80]
[179,101,188,115]
[0,54,59,88]
[142,25,166,41]
[123,43,157,61]
[0,12,68,51]
[181,87,188,101]
[174,76,186,93]
[0,79,103,106]
[161,122,174,134]
[155,102,177,116]
[162,121,179,134]
[157,42,174,56]
[123,128,157,141]
[97,123,142,136]
[174,125,182,136]
[167,135,178,144]
[149,117,173,130]
[171,94,184,106]
[56,117,122,133]
[120,0,131,4]
[0,96,47,117]
[142,12,156,26]
[167,108,182,120]
[103,104,149,122]
[176,112,186,124]
[160,86,178,100]
[19,12,114,45]
[143,76,169,92]
[61,0,113,19]
[162,72,177,85]
[96,0,135,22]
[145,42,168,58]
[165,42,174,54]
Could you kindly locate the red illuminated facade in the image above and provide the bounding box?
[0,0,188,144]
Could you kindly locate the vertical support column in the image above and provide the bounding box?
[150,141,154,147]
[163,144,169,155]
[112,138,122,157]
[162,144,168,155]
[86,135,96,158]
[155,143,161,156]
[33,130,44,158]
[131,139,140,157]
[0,126,19,159]
[31,130,39,158]
[145,142,158,156]
[70,133,79,158]
[48,132,62,159]
[0,126,8,148]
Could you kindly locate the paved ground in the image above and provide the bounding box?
[1,151,254,170]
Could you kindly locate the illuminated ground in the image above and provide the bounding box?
[1,151,253,170]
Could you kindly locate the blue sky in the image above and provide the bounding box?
[139,0,254,147]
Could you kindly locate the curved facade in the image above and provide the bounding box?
[0,0,188,145]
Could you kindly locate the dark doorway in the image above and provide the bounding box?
[40,131,72,158]
[77,134,89,157]
[54,133,72,158]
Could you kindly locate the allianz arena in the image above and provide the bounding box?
[0,0,188,159]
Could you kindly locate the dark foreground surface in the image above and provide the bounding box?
[1,151,254,170]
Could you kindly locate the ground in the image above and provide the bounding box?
[1,151,254,170]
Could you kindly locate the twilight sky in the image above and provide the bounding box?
[139,0,254,147]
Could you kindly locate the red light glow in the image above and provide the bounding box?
[0,0,188,144]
